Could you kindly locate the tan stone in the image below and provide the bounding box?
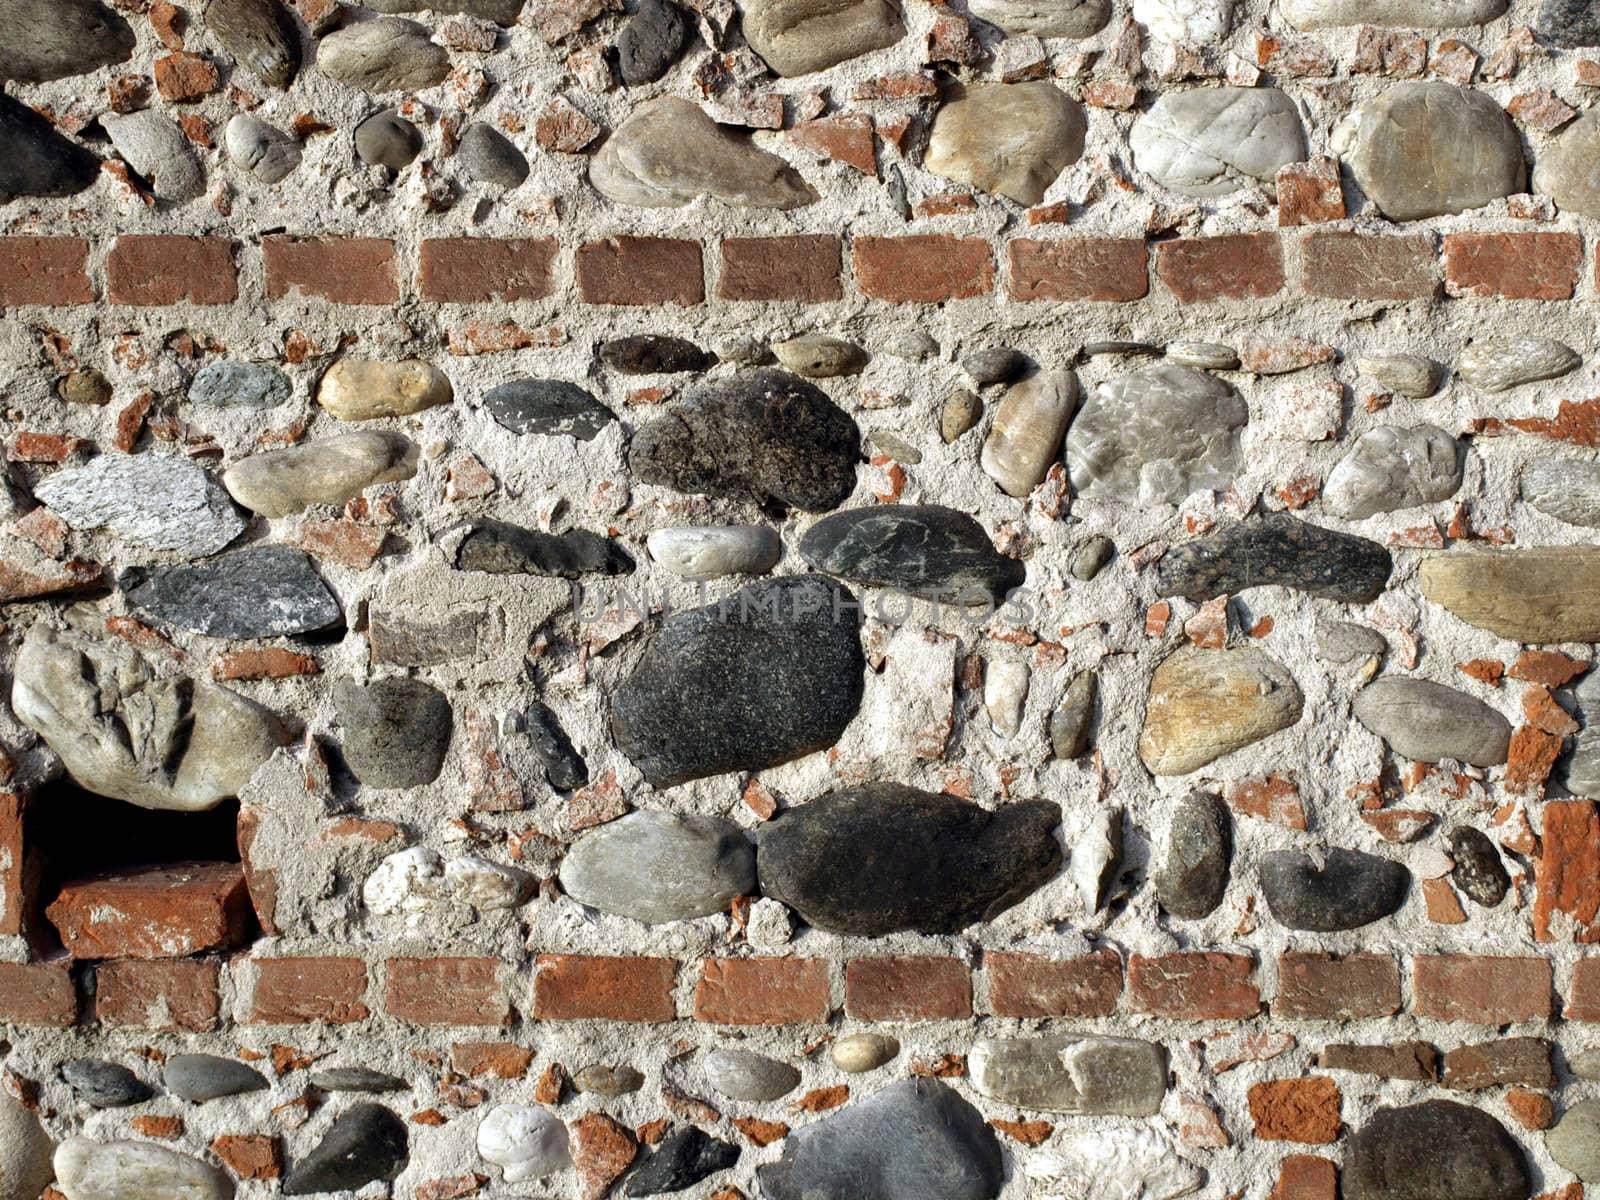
[1139,647,1303,776]
[316,359,453,420]
[1420,549,1600,644]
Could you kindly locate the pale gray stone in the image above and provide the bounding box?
[1131,87,1305,198]
[0,1090,53,1200]
[1358,354,1443,399]
[35,453,246,557]
[1324,426,1462,520]
[926,82,1085,205]
[981,370,1079,498]
[0,0,135,82]
[1071,806,1123,912]
[102,111,205,203]
[1523,460,1600,529]
[647,526,783,579]
[1574,1048,1600,1080]
[316,17,450,92]
[885,330,939,360]
[773,335,868,378]
[164,1055,267,1103]
[560,811,755,923]
[742,0,905,75]
[1035,1129,1204,1200]
[364,0,523,19]
[1283,0,1506,26]
[1456,336,1580,394]
[223,431,417,518]
[831,1033,899,1073]
[1133,0,1233,41]
[1537,110,1600,218]
[1564,671,1600,799]
[189,360,291,409]
[1541,0,1600,47]
[1353,677,1512,767]
[1315,616,1386,664]
[225,113,301,184]
[868,430,921,464]
[702,1049,801,1102]
[970,1036,1167,1115]
[458,122,528,187]
[968,0,1110,36]
[1167,342,1239,370]
[54,1138,234,1200]
[206,0,300,88]
[354,109,422,169]
[1548,1102,1600,1183]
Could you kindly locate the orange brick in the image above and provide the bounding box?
[1155,233,1284,302]
[852,235,994,303]
[1007,238,1149,302]
[385,957,510,1026]
[263,236,399,305]
[249,957,370,1025]
[531,954,677,1022]
[694,958,831,1025]
[46,862,252,960]
[1129,953,1260,1019]
[1445,232,1582,300]
[95,959,219,1032]
[984,949,1122,1018]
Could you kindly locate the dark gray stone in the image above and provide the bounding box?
[1156,513,1393,603]
[61,1060,153,1109]
[1449,826,1509,908]
[1154,790,1231,920]
[798,505,1026,603]
[484,379,616,440]
[629,369,860,513]
[599,334,712,374]
[754,782,1061,936]
[0,0,134,81]
[618,0,689,86]
[336,677,452,789]
[1072,534,1113,581]
[1049,670,1096,759]
[453,520,635,577]
[282,1104,409,1196]
[962,347,1027,385]
[458,122,528,187]
[0,93,100,201]
[164,1054,268,1102]
[121,546,341,639]
[525,701,587,791]
[1260,847,1410,932]
[309,1068,407,1093]
[1345,1100,1529,1200]
[354,109,422,169]
[625,1127,739,1196]
[189,360,292,408]
[758,1078,1002,1200]
[362,0,524,20]
[1539,0,1600,46]
[206,0,300,88]
[611,575,865,787]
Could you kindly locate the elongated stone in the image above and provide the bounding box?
[600,335,711,375]
[223,432,417,518]
[741,0,905,76]
[1132,87,1305,197]
[1154,790,1231,919]
[0,1090,53,1200]
[189,360,291,409]
[0,0,134,82]
[926,82,1086,206]
[1284,0,1506,26]
[1420,549,1600,643]
[1345,1101,1530,1200]
[54,1139,233,1200]
[318,359,453,420]
[526,702,588,791]
[1324,426,1462,519]
[1359,354,1443,399]
[773,334,868,378]
[981,370,1078,498]
[1522,459,1600,528]
[1566,672,1600,798]
[122,545,341,638]
[61,1060,153,1109]
[283,1105,408,1196]
[648,525,782,579]
[1050,670,1097,759]
[1450,827,1509,908]
[1260,847,1411,932]
[703,1048,801,1102]
[484,379,615,439]
[1457,337,1580,394]
[453,520,634,577]
[206,0,299,88]
[103,111,205,203]
[832,1033,899,1073]
[1140,647,1303,776]
[969,0,1109,34]
[1354,677,1511,766]
[1157,514,1392,603]
[365,0,524,18]
[35,453,246,558]
[315,17,450,92]
[0,92,100,201]
[800,505,1024,602]
[970,1036,1166,1115]
[164,1055,267,1102]
[560,811,754,923]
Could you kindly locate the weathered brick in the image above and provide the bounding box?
[1413,955,1553,1024]
[694,958,831,1025]
[107,235,238,305]
[532,954,676,1022]
[577,236,704,306]
[418,237,558,302]
[211,1134,282,1181]
[1155,233,1284,303]
[212,647,318,681]
[46,862,253,960]
[1535,800,1600,943]
[1275,953,1401,1020]
[385,956,511,1026]
[984,949,1122,1018]
[1317,1041,1438,1081]
[1007,238,1149,302]
[1277,157,1345,225]
[1566,957,1600,1020]
[1444,232,1582,300]
[95,959,220,1032]
[1301,232,1437,301]
[0,961,77,1027]
[1128,952,1260,1019]
[718,235,843,302]
[844,956,972,1022]
[853,235,995,303]
[263,235,399,305]
[0,793,21,936]
[451,1042,534,1079]
[1442,1037,1554,1090]
[1272,1155,1338,1200]
[1248,1076,1342,1144]
[249,956,369,1024]
[0,237,94,306]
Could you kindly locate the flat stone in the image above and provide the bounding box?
[525,701,589,792]
[0,1091,52,1200]
[1139,646,1303,776]
[1353,677,1511,766]
[316,17,450,92]
[1344,1101,1530,1200]
[1072,807,1124,912]
[968,0,1110,36]
[626,1127,738,1196]
[611,575,865,787]
[484,379,615,440]
[592,96,815,209]
[1167,342,1239,371]
[189,360,291,409]
[223,431,417,519]
[61,1060,154,1109]
[206,0,299,88]
[647,525,782,580]
[1338,82,1524,220]
[1154,790,1231,919]
[758,1078,1002,1200]
[354,109,422,169]
[629,369,860,512]
[458,122,528,187]
[309,1068,407,1093]
[1547,1101,1600,1182]
[478,1105,570,1186]
[317,359,453,420]
[832,1033,899,1073]
[54,1139,233,1200]
[1260,847,1411,932]
[799,504,1025,603]
[1050,669,1097,758]
[754,782,1060,935]
[1539,0,1600,46]
[35,453,246,558]
[1316,615,1386,664]
[886,330,939,360]
[1158,513,1392,603]
[926,82,1086,205]
[600,335,712,374]
[560,811,754,923]
[365,0,524,18]
[1319,1043,1440,1082]
[1072,535,1114,580]
[742,0,904,75]
[1449,826,1509,907]
[1359,354,1443,399]
[942,389,983,443]
[0,0,134,82]
[226,113,301,183]
[1421,549,1600,643]
[164,1055,267,1103]
[282,1104,408,1196]
[981,370,1079,498]
[0,92,100,201]
[1522,459,1600,528]
[452,520,634,577]
[1133,0,1233,41]
[1132,87,1304,197]
[1067,364,1248,504]
[336,677,451,789]
[773,334,868,378]
[102,111,205,203]
[1565,671,1600,797]
[970,1036,1166,1115]
[618,0,689,84]
[574,1065,644,1097]
[1457,336,1580,394]
[703,1048,801,1102]
[1325,425,1462,519]
[1285,0,1505,25]
[122,545,340,638]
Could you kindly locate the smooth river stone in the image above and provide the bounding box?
[1457,336,1580,393]
[629,369,860,512]
[458,122,528,188]
[1316,615,1387,664]
[0,92,100,201]
[223,431,418,518]
[316,17,450,91]
[365,0,525,19]
[163,1055,267,1102]
[477,1105,571,1185]
[618,0,690,85]
[102,111,205,202]
[318,359,452,419]
[1284,0,1506,25]
[1345,1101,1530,1200]
[189,360,291,408]
[226,113,301,184]
[560,811,755,923]
[773,334,868,378]
[1157,513,1392,603]
[0,1089,53,1200]
[1421,549,1600,643]
[54,1139,234,1200]
[453,521,634,577]
[1154,790,1231,920]
[1139,647,1303,776]
[742,0,905,75]
[1131,87,1305,197]
[926,82,1086,206]
[1534,110,1600,218]
[758,1079,1002,1200]
[1547,1101,1600,1182]
[1133,0,1233,40]
[754,782,1061,935]
[1450,826,1509,908]
[1067,364,1247,503]
[611,574,866,787]
[1524,460,1600,528]
[1539,0,1600,46]
[832,1033,899,1072]
[648,525,782,579]
[1338,82,1524,220]
[0,0,134,81]
[981,370,1078,498]
[592,96,815,209]
[337,677,451,788]
[968,0,1110,35]
[799,505,1025,602]
[283,1105,409,1196]
[1358,354,1444,399]
[35,453,246,557]
[354,109,422,169]
[1353,678,1511,766]
[484,379,615,439]
[1260,847,1411,932]
[970,1037,1166,1115]
[205,0,300,88]
[1324,425,1462,519]
[309,1067,406,1092]
[122,545,341,638]
[703,1048,801,1102]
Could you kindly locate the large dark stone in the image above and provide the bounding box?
[453,520,635,578]
[484,379,616,440]
[1344,1100,1530,1200]
[625,1127,739,1196]
[1539,0,1600,46]
[799,504,1026,603]
[121,546,341,639]
[0,93,100,201]
[600,333,710,374]
[205,0,300,88]
[755,783,1061,936]
[611,575,865,788]
[283,1104,409,1196]
[758,1078,1003,1200]
[629,369,861,512]
[617,0,690,85]
[1260,847,1411,932]
[1153,790,1231,920]
[336,677,452,789]
[0,0,134,82]
[1156,513,1392,603]
[1449,826,1509,908]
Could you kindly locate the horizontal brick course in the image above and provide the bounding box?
[385,956,511,1026]
[263,235,399,305]
[1275,953,1400,1020]
[1007,237,1149,302]
[0,237,93,306]
[0,961,77,1027]
[107,235,238,306]
[1443,231,1582,301]
[577,236,704,306]
[1155,233,1284,303]
[1129,952,1261,1019]
[1413,955,1553,1024]
[94,959,220,1032]
[532,954,677,1022]
[694,957,831,1025]
[248,957,370,1025]
[418,237,558,302]
[984,949,1122,1018]
[1301,231,1438,302]
[844,956,972,1022]
[719,235,843,302]
[852,235,994,303]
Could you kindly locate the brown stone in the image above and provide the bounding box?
[1442,1038,1554,1090]
[1317,1042,1439,1082]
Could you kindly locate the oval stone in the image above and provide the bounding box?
[189,360,292,409]
[772,334,868,378]
[315,17,450,92]
[560,811,755,924]
[222,432,418,518]
[1521,459,1600,528]
[1344,1100,1529,1200]
[981,370,1079,498]
[354,109,422,169]
[477,1105,570,1186]
[484,379,615,439]
[1457,336,1580,393]
[1324,425,1462,519]
[969,0,1109,35]
[1283,0,1506,25]
[1534,109,1600,218]
[0,0,134,82]
[1359,354,1443,399]
[970,1036,1167,1115]
[1132,87,1305,197]
[318,359,453,420]
[926,82,1086,206]
[702,1048,801,1102]
[831,1033,900,1073]
[647,526,783,580]
[1353,678,1512,766]
[1420,549,1600,644]
[1156,514,1393,604]
[102,111,205,203]
[164,1055,267,1103]
[1547,1100,1600,1182]
[799,505,1025,602]
[1259,847,1411,932]
[1153,790,1231,920]
[741,0,905,75]
[121,545,341,639]
[54,1139,234,1200]
[226,113,301,184]
[0,1090,53,1200]
[206,0,299,88]
[1139,647,1303,776]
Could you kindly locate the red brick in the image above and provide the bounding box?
[1277,157,1345,226]
[1301,232,1437,301]
[211,1135,282,1181]
[1272,1155,1338,1200]
[1567,958,1600,1020]
[853,235,994,303]
[1275,953,1401,1020]
[0,793,21,936]
[212,647,318,680]
[845,956,972,1021]
[385,957,510,1026]
[1007,238,1149,302]
[577,236,704,306]
[418,237,558,302]
[1249,1076,1342,1143]
[451,1042,534,1079]
[1155,233,1284,302]
[1413,955,1552,1024]
[155,51,220,101]
[531,954,677,1022]
[1128,952,1260,1019]
[0,238,93,306]
[95,959,219,1032]
[1443,232,1581,300]
[719,235,843,302]
[263,236,399,305]
[984,949,1122,1017]
[249,957,370,1024]
[0,961,77,1026]
[107,236,238,305]
[1535,800,1600,943]
[46,862,252,960]
[694,958,831,1025]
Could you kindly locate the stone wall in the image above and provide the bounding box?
[3,0,1600,1197]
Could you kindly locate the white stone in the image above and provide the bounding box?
[363,846,533,915]
[363,845,442,915]
[1071,807,1123,912]
[222,431,419,518]
[34,453,246,557]
[444,855,534,910]
[647,525,783,579]
[981,370,1079,498]
[54,1138,235,1200]
[1028,1128,1205,1200]
[1324,425,1463,519]
[225,113,301,184]
[0,1092,52,1200]
[745,896,794,949]
[477,1105,571,1185]
[1281,0,1506,28]
[1457,336,1581,394]
[102,111,205,203]
[1131,87,1305,197]
[831,1032,900,1072]
[1133,0,1234,43]
[968,0,1111,37]
[985,659,1030,738]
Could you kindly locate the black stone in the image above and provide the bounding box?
[599,334,712,375]
[1344,1100,1530,1200]
[625,1127,739,1196]
[164,1054,268,1102]
[61,1059,154,1109]
[283,1104,409,1197]
[1154,790,1231,920]
[1449,826,1509,908]
[754,783,1061,936]
[121,546,341,639]
[1260,847,1410,932]
[336,677,452,789]
[484,379,616,440]
[1156,513,1392,604]
[205,0,300,89]
[758,1078,1003,1200]
[611,575,866,788]
[798,505,1026,603]
[1539,0,1600,47]
[453,519,635,578]
[526,700,588,791]
[617,0,689,85]
[0,0,134,82]
[629,369,861,513]
[0,92,100,202]
[309,1067,407,1092]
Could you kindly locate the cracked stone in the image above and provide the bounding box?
[1132,87,1305,197]
[1324,426,1463,520]
[800,504,1025,603]
[971,1036,1167,1115]
[1139,646,1303,776]
[315,17,450,92]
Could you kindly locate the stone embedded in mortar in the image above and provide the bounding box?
[163,1055,268,1103]
[967,0,1110,37]
[799,505,1025,603]
[985,660,1029,739]
[452,520,635,577]
[1073,535,1114,580]
[754,782,1061,935]
[618,0,689,85]
[1565,671,1600,797]
[1316,615,1386,664]
[318,359,453,420]
[102,110,206,203]
[1353,677,1511,767]
[0,0,134,82]
[1131,87,1305,198]
[970,1036,1166,1115]
[60,1060,154,1109]
[1457,336,1580,394]
[648,525,783,579]
[1344,1100,1530,1200]
[574,1064,644,1097]
[1534,110,1600,219]
[1449,827,1509,908]
[0,1089,53,1200]
[226,113,302,184]
[611,574,865,787]
[1156,514,1393,604]
[1072,806,1124,913]
[741,0,905,75]
[1154,790,1231,920]
[1167,342,1239,371]
[1538,0,1600,46]
[962,348,1027,386]
[1028,1128,1205,1200]
[981,370,1079,498]
[833,1033,900,1073]
[600,335,713,374]
[942,389,983,443]
[309,1068,407,1093]
[336,677,452,789]
[355,109,423,169]
[54,1139,234,1200]
[1139,646,1303,776]
[365,0,525,19]
[205,0,300,88]
[315,17,451,92]
[926,82,1086,206]
[626,1127,740,1196]
[1050,669,1098,759]
[773,334,869,378]
[0,92,100,201]
[1359,354,1443,399]
[1284,0,1506,25]
[525,701,589,791]
[1260,847,1411,932]
[121,545,341,638]
[484,379,616,440]
[35,453,246,558]
[559,811,755,924]
[1522,459,1600,528]
[223,431,418,519]
[478,1105,571,1186]
[1133,0,1234,41]
[1421,548,1600,643]
[282,1104,409,1196]
[1324,426,1463,520]
[363,846,534,915]
[458,122,529,188]
[1547,1101,1600,1182]
[703,1048,802,1102]
[189,360,292,409]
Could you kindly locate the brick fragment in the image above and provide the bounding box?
[984,949,1122,1018]
[451,1043,533,1079]
[1535,800,1600,942]
[0,238,94,306]
[1248,1076,1341,1144]
[1506,1088,1555,1131]
[571,1112,636,1200]
[1352,26,1426,77]
[95,959,219,1032]
[1275,953,1401,1020]
[534,93,601,152]
[1509,651,1589,688]
[155,51,220,100]
[131,1115,183,1139]
[0,961,77,1026]
[1317,1042,1438,1081]
[853,236,994,303]
[249,957,370,1024]
[47,862,252,960]
[718,235,842,302]
[386,957,510,1026]
[107,236,238,305]
[1442,1037,1554,1090]
[419,238,557,302]
[211,1135,282,1181]
[532,955,676,1022]
[1443,232,1582,301]
[1224,773,1306,830]
[1276,157,1345,225]
[845,956,971,1022]
[1272,1155,1338,1200]
[694,958,830,1025]
[212,648,318,680]
[1155,234,1284,303]
[577,237,703,306]
[0,793,21,936]
[1128,952,1260,1019]
[1007,238,1149,302]
[263,236,399,305]
[1301,231,1437,300]
[1413,955,1552,1023]
[1566,957,1600,1020]
[788,114,876,175]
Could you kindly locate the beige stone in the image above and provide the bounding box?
[316,359,453,420]
[1139,647,1303,776]
[1420,549,1600,644]
[926,82,1086,206]
[980,370,1079,498]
